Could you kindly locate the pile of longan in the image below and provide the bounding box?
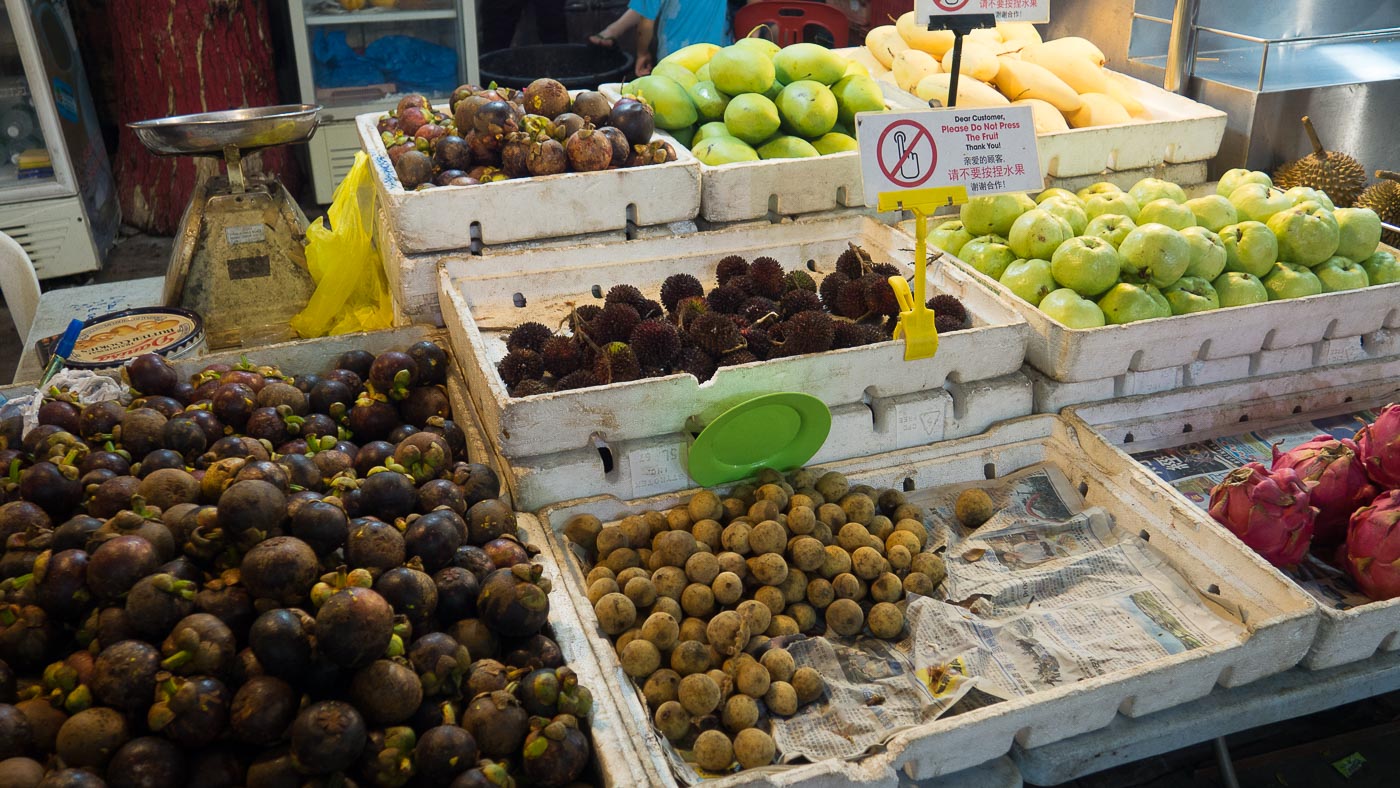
[563,468,948,773]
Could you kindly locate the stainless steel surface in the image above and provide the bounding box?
[128,104,321,157]
[1163,0,1200,94]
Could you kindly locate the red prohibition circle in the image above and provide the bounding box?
[876,120,937,189]
[933,0,971,11]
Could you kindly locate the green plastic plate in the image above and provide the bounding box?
[687,392,832,487]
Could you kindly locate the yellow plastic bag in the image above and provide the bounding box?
[290,152,395,337]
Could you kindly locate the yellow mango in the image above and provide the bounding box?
[1103,71,1151,119]
[897,12,955,57]
[992,57,1082,112]
[1019,45,1108,94]
[940,41,1001,82]
[915,73,1010,108]
[1011,98,1070,134]
[866,25,909,69]
[997,22,1042,45]
[1066,93,1132,128]
[892,49,940,93]
[1037,37,1106,67]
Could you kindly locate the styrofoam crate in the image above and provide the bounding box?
[920,236,1400,384]
[438,214,1031,460]
[1064,356,1400,670]
[838,47,1226,180]
[532,414,1318,785]
[599,83,926,223]
[373,205,698,327]
[357,105,702,255]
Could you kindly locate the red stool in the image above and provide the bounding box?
[734,1,850,47]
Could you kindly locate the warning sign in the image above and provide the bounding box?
[857,106,1043,209]
[915,0,1050,23]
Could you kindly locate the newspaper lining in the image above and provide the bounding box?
[1129,408,1379,609]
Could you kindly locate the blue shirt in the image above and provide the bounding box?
[629,0,732,60]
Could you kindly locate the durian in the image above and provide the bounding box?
[1273,116,1367,207]
[1355,170,1400,248]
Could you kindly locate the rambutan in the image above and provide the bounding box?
[630,319,681,368]
[780,289,822,318]
[541,335,582,378]
[593,342,641,383]
[677,346,717,383]
[505,321,552,352]
[740,296,779,324]
[715,255,749,286]
[555,370,602,391]
[605,284,647,310]
[511,379,553,397]
[660,273,705,313]
[686,313,746,357]
[720,350,759,367]
[594,302,641,343]
[749,257,786,299]
[498,349,543,386]
[863,274,901,317]
[784,270,817,293]
[772,311,835,357]
[832,320,887,348]
[707,284,748,314]
[927,294,969,330]
[819,271,849,311]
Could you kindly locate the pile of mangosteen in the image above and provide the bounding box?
[377,78,673,190]
[0,341,594,787]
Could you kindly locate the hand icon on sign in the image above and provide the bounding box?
[893,130,922,180]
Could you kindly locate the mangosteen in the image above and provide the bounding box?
[387,424,418,444]
[311,449,354,481]
[125,354,179,396]
[405,632,471,697]
[452,544,496,581]
[350,659,423,726]
[610,99,655,146]
[521,714,590,787]
[467,498,516,545]
[572,90,610,126]
[527,137,568,176]
[356,726,416,788]
[91,640,161,713]
[434,135,473,172]
[477,563,550,638]
[523,77,570,118]
[130,396,183,419]
[415,724,479,785]
[417,480,467,517]
[454,463,500,507]
[249,609,315,679]
[500,132,533,178]
[566,126,613,172]
[168,381,196,405]
[300,413,340,441]
[87,535,160,603]
[245,407,293,446]
[77,403,123,442]
[451,619,500,664]
[160,613,236,677]
[323,366,364,393]
[147,674,230,748]
[0,756,41,788]
[552,112,587,142]
[315,587,393,669]
[116,408,168,460]
[483,536,531,569]
[20,462,80,519]
[0,501,49,542]
[79,451,130,477]
[395,150,434,190]
[393,433,451,483]
[83,607,135,653]
[396,94,429,115]
[256,382,308,415]
[278,453,322,493]
[215,480,287,543]
[347,399,399,444]
[107,735,187,788]
[292,373,322,395]
[399,386,450,428]
[241,537,319,605]
[430,571,479,638]
[515,634,567,672]
[450,84,482,110]
[192,747,247,788]
[211,384,257,430]
[512,666,579,716]
[347,519,407,578]
[375,563,437,627]
[20,424,63,456]
[161,418,207,461]
[230,675,298,746]
[193,582,254,640]
[473,100,517,137]
[181,410,224,445]
[403,341,448,385]
[38,400,81,434]
[415,123,447,145]
[36,768,108,788]
[199,457,246,501]
[369,352,418,398]
[361,471,417,521]
[15,696,65,755]
[206,435,269,463]
[32,549,90,621]
[52,515,101,552]
[354,442,396,477]
[0,532,43,581]
[135,450,185,478]
[234,459,290,493]
[94,507,176,562]
[455,94,490,132]
[135,468,198,514]
[0,701,30,759]
[435,168,468,187]
[244,748,300,788]
[462,690,528,758]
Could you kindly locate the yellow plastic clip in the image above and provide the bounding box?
[889,208,940,361]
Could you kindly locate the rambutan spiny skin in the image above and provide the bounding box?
[832,321,885,348]
[1357,404,1400,488]
[506,322,552,353]
[541,336,582,378]
[783,270,816,293]
[555,370,601,391]
[1207,462,1317,567]
[604,284,647,310]
[498,350,543,386]
[862,274,900,317]
[748,257,785,299]
[819,271,848,311]
[630,320,681,368]
[715,256,749,286]
[686,313,746,358]
[1272,436,1377,545]
[927,294,969,329]
[706,285,747,315]
[594,302,641,344]
[1345,490,1400,600]
[677,347,717,383]
[781,290,822,318]
[660,274,705,314]
[772,311,835,357]
[593,343,641,383]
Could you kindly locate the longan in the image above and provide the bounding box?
[736,599,772,636]
[869,515,894,542]
[723,693,760,732]
[620,515,651,549]
[747,553,789,586]
[711,571,744,606]
[765,681,799,716]
[752,585,786,617]
[615,627,644,653]
[621,639,661,678]
[811,521,834,546]
[642,611,680,651]
[655,700,689,742]
[678,673,721,716]
[708,669,735,705]
[721,497,747,522]
[688,490,722,523]
[886,528,920,554]
[682,583,716,618]
[825,598,864,636]
[644,509,669,537]
[868,601,905,639]
[761,648,795,683]
[851,546,887,580]
[755,483,789,511]
[685,551,721,585]
[831,572,865,601]
[789,468,819,490]
[564,513,602,553]
[624,576,658,608]
[679,616,709,644]
[893,503,924,525]
[792,666,825,705]
[721,522,753,555]
[587,577,619,606]
[878,489,907,515]
[749,520,788,555]
[903,571,935,597]
[778,567,807,605]
[955,488,996,529]
[788,536,825,572]
[693,729,734,772]
[652,566,688,600]
[585,565,616,586]
[837,522,870,553]
[594,592,636,635]
[887,544,912,571]
[644,668,681,706]
[840,493,876,526]
[692,518,724,550]
[894,518,929,549]
[870,572,903,603]
[671,640,711,675]
[707,611,750,657]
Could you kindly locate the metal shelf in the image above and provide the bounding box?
[305,8,457,26]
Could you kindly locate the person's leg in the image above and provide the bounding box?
[480,0,530,52]
[532,0,568,45]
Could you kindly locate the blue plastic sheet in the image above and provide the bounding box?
[312,31,458,94]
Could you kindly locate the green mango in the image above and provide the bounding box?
[774,43,847,86]
[733,36,781,58]
[627,75,698,130]
[831,74,885,130]
[693,121,732,145]
[692,135,760,165]
[810,132,859,155]
[652,62,698,91]
[776,80,837,139]
[710,45,777,96]
[687,81,732,123]
[758,136,821,160]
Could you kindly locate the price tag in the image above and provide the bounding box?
[856,106,1044,211]
[915,0,1050,24]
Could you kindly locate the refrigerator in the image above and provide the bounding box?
[287,0,480,204]
[0,0,117,279]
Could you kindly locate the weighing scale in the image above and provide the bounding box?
[129,105,322,349]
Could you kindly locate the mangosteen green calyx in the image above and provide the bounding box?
[0,338,596,785]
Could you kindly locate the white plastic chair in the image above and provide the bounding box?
[0,230,40,343]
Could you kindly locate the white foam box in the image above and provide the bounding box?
[599,83,926,223]
[836,47,1227,179]
[532,414,1319,785]
[438,215,1031,495]
[356,105,702,255]
[1065,356,1400,671]
[373,205,697,327]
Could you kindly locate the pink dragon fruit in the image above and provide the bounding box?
[1208,462,1317,567]
[1272,435,1377,546]
[1357,404,1400,489]
[1345,489,1400,600]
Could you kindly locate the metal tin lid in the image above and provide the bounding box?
[66,307,205,369]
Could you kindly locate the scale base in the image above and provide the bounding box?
[166,172,316,350]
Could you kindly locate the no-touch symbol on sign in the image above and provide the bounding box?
[876,120,937,189]
[932,0,971,10]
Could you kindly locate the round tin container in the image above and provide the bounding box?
[65,307,207,370]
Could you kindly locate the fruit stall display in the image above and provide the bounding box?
[533,415,1316,783]
[1064,365,1400,671]
[0,331,655,787]
[437,215,1032,509]
[357,81,703,254]
[601,40,926,223]
[851,15,1227,178]
[903,171,1400,410]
